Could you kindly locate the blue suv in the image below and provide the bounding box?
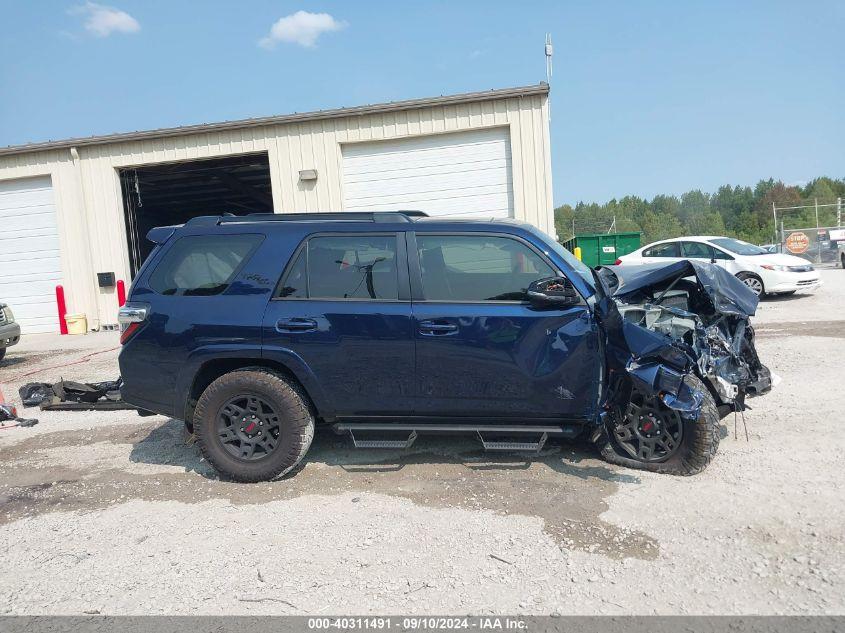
[118,212,771,482]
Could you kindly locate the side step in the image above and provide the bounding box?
[477,432,548,453]
[348,429,417,449]
[333,422,574,452]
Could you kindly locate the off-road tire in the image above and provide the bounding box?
[841,254,845,269]
[736,272,765,297]
[194,368,314,482]
[0,348,5,362]
[599,375,720,475]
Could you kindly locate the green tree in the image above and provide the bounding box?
[553,176,845,250]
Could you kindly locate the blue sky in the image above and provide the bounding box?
[1,1,842,205]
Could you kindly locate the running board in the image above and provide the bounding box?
[333,422,575,452]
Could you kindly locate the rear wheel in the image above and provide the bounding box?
[736,272,764,297]
[599,375,720,475]
[841,254,845,269]
[194,368,314,482]
[0,348,5,362]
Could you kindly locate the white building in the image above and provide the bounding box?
[0,84,553,334]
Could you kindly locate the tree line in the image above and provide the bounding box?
[554,176,845,246]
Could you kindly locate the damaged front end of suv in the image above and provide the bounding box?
[590,260,772,474]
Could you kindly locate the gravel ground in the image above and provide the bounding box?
[0,268,843,615]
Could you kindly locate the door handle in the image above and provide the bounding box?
[276,317,318,333]
[419,320,458,336]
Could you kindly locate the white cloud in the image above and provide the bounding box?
[70,2,140,37]
[259,10,346,49]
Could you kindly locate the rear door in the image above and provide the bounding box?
[409,232,599,420]
[680,240,715,262]
[262,232,415,418]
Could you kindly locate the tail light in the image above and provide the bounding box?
[614,258,623,266]
[117,304,148,344]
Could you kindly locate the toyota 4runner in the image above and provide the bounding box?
[118,212,772,482]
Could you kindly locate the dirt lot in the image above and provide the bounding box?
[1,269,843,615]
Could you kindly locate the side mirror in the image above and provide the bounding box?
[526,277,581,308]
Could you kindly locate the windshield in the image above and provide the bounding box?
[545,236,596,287]
[710,237,768,256]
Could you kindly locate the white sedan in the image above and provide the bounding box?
[617,236,822,297]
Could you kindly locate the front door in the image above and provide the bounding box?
[409,232,599,420]
[262,232,415,418]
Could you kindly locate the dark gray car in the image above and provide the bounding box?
[0,302,21,362]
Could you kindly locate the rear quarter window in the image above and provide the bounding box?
[148,234,262,296]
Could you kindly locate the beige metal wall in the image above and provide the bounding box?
[0,93,553,330]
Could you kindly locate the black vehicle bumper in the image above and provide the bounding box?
[1,322,21,348]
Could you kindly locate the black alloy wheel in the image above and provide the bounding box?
[614,392,684,462]
[216,395,282,461]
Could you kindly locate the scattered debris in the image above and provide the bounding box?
[489,553,514,565]
[0,402,38,430]
[19,378,135,411]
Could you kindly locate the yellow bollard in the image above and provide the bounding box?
[574,246,582,261]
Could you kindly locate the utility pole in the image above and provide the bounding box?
[545,34,553,122]
[772,202,778,245]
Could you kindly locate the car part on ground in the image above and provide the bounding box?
[18,378,135,411]
[0,402,39,429]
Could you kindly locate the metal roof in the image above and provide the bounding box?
[0,83,549,158]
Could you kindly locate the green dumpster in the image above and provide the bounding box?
[561,232,641,268]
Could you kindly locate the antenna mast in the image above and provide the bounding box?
[545,33,553,121]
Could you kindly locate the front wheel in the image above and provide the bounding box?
[194,368,315,482]
[599,375,720,475]
[736,272,764,297]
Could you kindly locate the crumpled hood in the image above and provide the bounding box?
[599,260,759,318]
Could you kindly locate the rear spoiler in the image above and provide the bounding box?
[146,225,179,245]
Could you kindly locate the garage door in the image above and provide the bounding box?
[0,176,62,334]
[342,127,514,218]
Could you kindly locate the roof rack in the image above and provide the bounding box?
[186,211,428,227]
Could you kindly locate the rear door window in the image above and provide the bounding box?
[681,241,714,259]
[148,234,262,296]
[644,242,680,258]
[280,234,400,300]
[416,234,556,301]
